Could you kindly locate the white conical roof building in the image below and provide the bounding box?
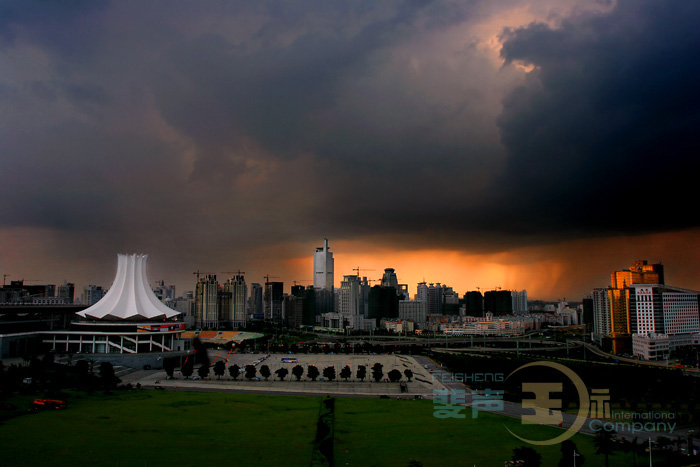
[77,254,180,321]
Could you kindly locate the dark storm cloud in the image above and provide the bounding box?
[149,0,449,176]
[137,0,507,247]
[0,0,108,63]
[4,0,699,295]
[494,0,700,235]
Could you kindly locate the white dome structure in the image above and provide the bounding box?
[77,254,180,321]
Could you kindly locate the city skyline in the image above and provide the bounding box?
[1,241,695,303]
[2,1,699,301]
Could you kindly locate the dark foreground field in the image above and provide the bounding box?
[0,390,650,466]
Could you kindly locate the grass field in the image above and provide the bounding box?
[0,390,648,466]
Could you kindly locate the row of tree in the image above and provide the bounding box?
[165,359,414,383]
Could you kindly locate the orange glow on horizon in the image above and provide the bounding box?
[283,229,700,301]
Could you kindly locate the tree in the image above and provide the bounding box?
[229,364,240,380]
[74,359,90,387]
[307,365,320,381]
[656,436,672,450]
[275,368,289,381]
[512,446,542,467]
[372,363,384,382]
[388,369,402,382]
[197,363,209,379]
[213,361,225,380]
[42,352,55,369]
[323,366,336,382]
[558,440,584,467]
[292,364,304,381]
[404,369,413,382]
[99,362,116,390]
[244,364,256,380]
[357,365,367,382]
[163,358,177,379]
[340,365,352,382]
[260,365,271,381]
[181,358,194,379]
[593,429,615,467]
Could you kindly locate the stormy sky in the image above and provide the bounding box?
[1,0,699,300]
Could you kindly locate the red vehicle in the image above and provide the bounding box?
[33,399,67,410]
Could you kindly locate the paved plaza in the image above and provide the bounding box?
[122,352,449,397]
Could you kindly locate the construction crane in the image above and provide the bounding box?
[263,274,279,283]
[352,267,375,276]
[292,280,311,286]
[193,270,214,281]
[221,270,246,277]
[2,274,9,286]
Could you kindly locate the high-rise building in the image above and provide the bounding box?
[222,275,247,328]
[592,260,667,354]
[57,282,75,304]
[249,283,263,320]
[152,280,176,301]
[629,284,700,360]
[427,284,443,315]
[83,284,106,306]
[314,238,334,290]
[463,291,484,316]
[1,281,56,304]
[484,290,513,316]
[264,281,284,324]
[382,268,408,299]
[442,285,460,315]
[611,260,664,288]
[415,282,429,303]
[382,268,399,289]
[399,300,427,327]
[511,290,528,312]
[368,285,399,325]
[195,275,219,329]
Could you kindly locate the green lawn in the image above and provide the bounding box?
[0,391,653,466]
[0,391,319,466]
[334,398,636,466]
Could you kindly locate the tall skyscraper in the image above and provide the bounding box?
[57,282,75,304]
[592,260,666,354]
[484,290,513,316]
[382,268,408,299]
[249,283,263,320]
[314,238,334,290]
[264,281,284,324]
[611,260,664,288]
[511,290,528,312]
[463,291,484,316]
[195,275,219,329]
[223,274,247,328]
